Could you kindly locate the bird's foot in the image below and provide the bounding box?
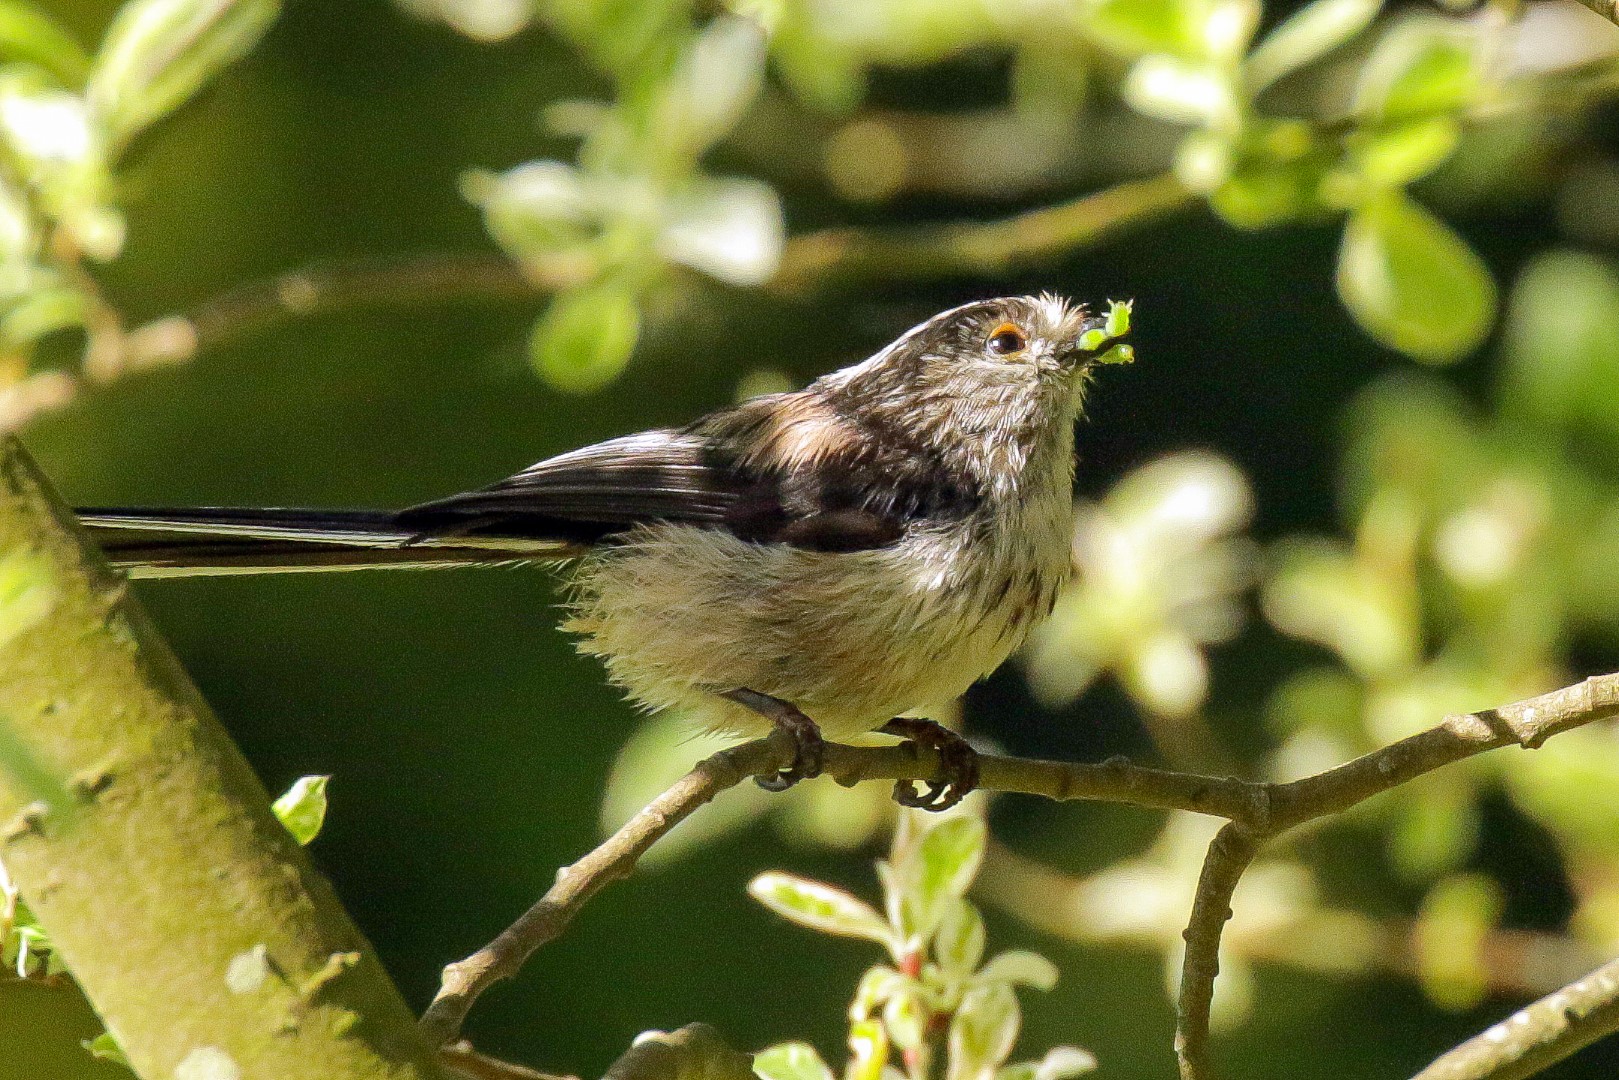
[881,718,979,812]
[723,688,825,792]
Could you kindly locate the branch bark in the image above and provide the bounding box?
[1409,955,1619,1080]
[0,438,444,1080]
[419,673,1619,1061]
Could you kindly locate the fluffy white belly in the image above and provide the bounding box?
[561,521,1068,738]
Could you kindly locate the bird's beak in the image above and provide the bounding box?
[1064,302,1134,370]
[1060,313,1112,369]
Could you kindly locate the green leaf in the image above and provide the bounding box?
[1353,17,1479,122]
[1083,0,1204,56]
[901,816,986,940]
[748,872,897,948]
[996,1047,1099,1080]
[933,899,985,981]
[1085,0,1254,60]
[0,285,89,347]
[973,951,1058,992]
[87,0,281,154]
[271,774,328,845]
[1348,116,1459,189]
[754,1043,835,1080]
[882,988,927,1053]
[946,984,1019,1080]
[1336,192,1495,363]
[1500,250,1619,438]
[83,1031,131,1068]
[846,1019,888,1080]
[659,176,783,287]
[850,965,910,1022]
[1121,56,1237,128]
[0,3,90,85]
[529,281,641,393]
[1244,0,1380,93]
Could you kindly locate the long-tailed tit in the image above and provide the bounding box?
[78,294,1131,809]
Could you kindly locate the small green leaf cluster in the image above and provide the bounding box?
[751,814,1095,1080]
[0,0,278,422]
[1088,0,1496,362]
[461,5,782,391]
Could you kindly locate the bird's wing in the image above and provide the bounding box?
[393,423,926,553]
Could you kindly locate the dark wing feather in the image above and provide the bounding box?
[392,421,947,553]
[394,431,740,543]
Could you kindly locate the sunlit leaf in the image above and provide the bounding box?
[946,983,1019,1080]
[0,3,90,84]
[850,965,910,1021]
[1501,249,1619,439]
[271,774,328,845]
[996,1047,1098,1080]
[755,1043,835,1080]
[846,1019,888,1080]
[1413,873,1499,1011]
[0,285,90,347]
[1244,0,1380,93]
[1122,56,1237,128]
[901,816,986,940]
[748,872,897,948]
[974,951,1058,992]
[87,0,281,154]
[933,898,985,981]
[882,988,927,1052]
[1353,17,1478,122]
[530,281,641,393]
[83,1031,130,1068]
[1083,0,1209,58]
[660,176,784,287]
[1348,116,1459,188]
[1336,192,1495,363]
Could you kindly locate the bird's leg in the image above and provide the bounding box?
[880,718,980,812]
[722,688,826,792]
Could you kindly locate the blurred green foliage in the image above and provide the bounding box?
[1,0,1619,1078]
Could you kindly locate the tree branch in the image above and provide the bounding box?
[418,672,1619,1061]
[1409,954,1619,1080]
[1573,0,1619,28]
[0,438,445,1080]
[1174,824,1258,1080]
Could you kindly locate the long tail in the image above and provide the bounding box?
[76,507,578,579]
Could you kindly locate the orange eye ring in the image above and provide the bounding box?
[986,322,1028,356]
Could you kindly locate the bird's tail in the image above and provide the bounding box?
[76,507,577,579]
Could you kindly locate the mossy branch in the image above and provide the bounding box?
[0,438,444,1080]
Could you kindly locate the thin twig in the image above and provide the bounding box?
[439,1042,579,1080]
[100,172,1191,378]
[417,733,794,1046]
[766,173,1193,292]
[1409,955,1619,1080]
[1174,824,1258,1080]
[419,671,1619,1059]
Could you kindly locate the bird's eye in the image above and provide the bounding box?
[986,323,1028,356]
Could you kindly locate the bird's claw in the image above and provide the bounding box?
[722,688,826,792]
[882,717,979,812]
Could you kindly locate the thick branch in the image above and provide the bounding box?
[1573,0,1619,27]
[1410,955,1619,1080]
[0,438,444,1080]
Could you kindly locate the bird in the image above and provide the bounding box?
[77,294,1131,810]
